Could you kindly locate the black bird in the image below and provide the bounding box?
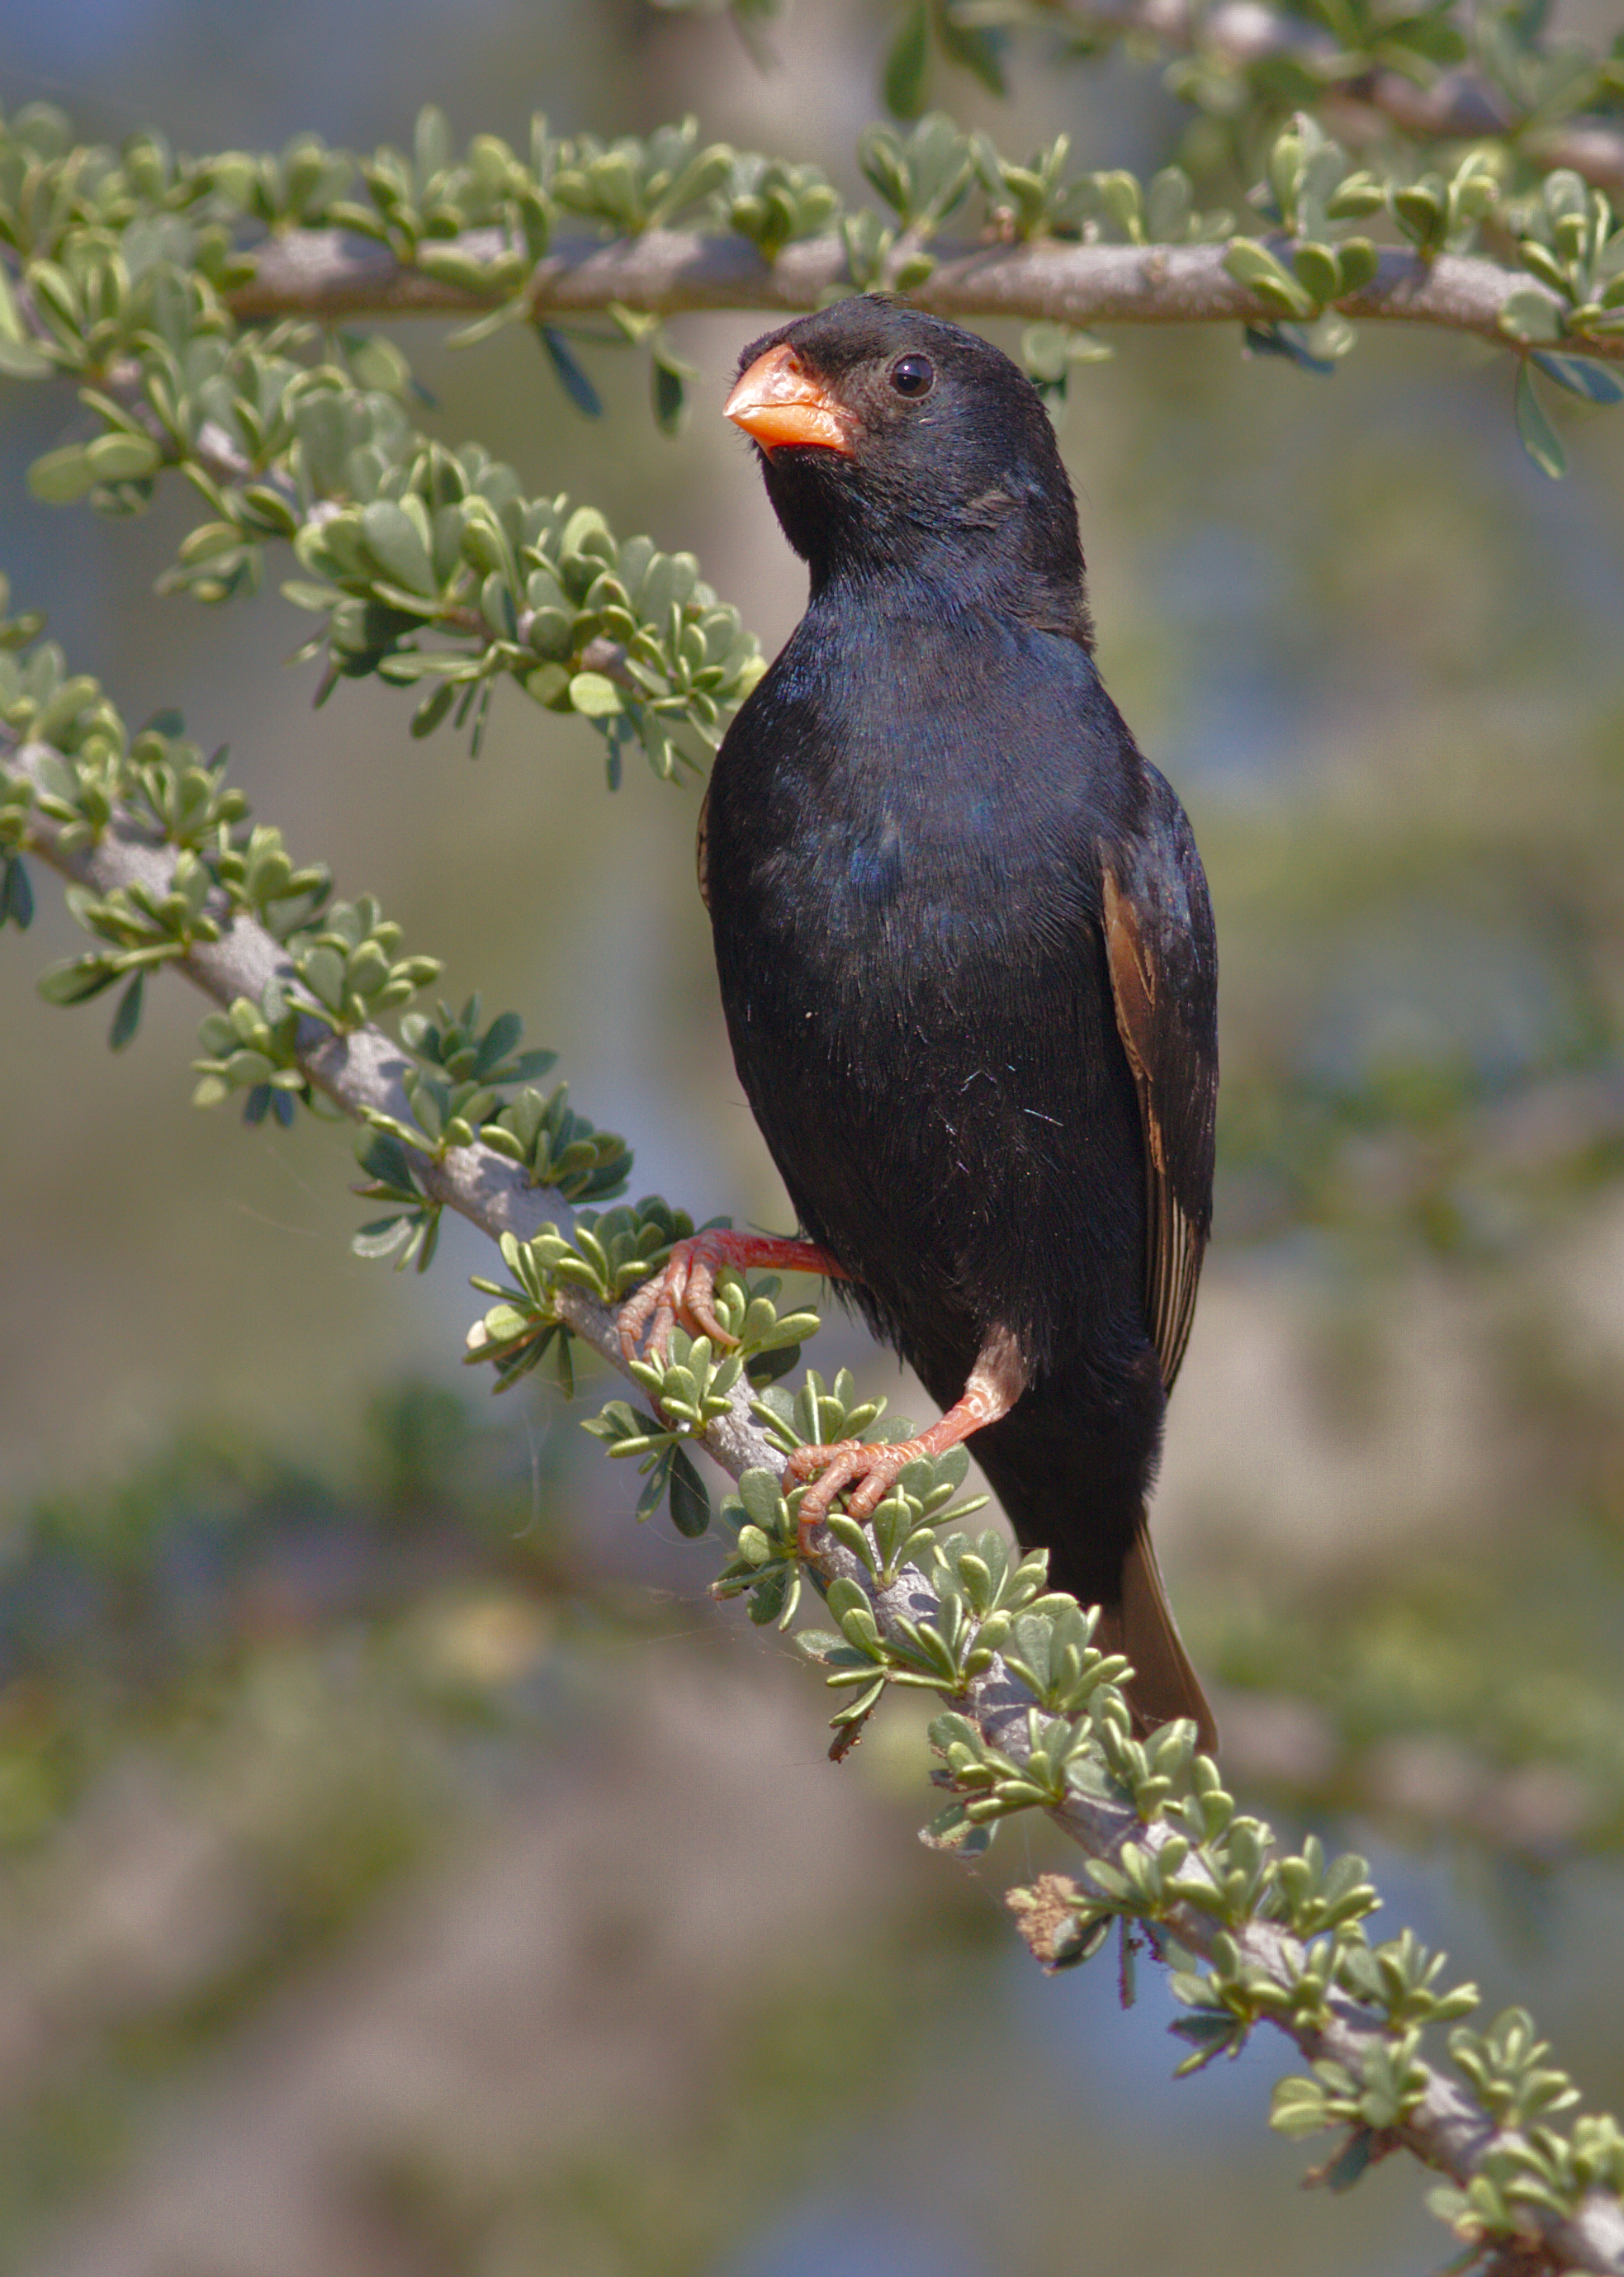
[622,297,1218,1748]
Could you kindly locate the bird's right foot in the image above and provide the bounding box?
[618,1231,841,1366]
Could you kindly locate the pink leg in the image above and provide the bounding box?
[618,1229,844,1365]
[786,1327,1028,1549]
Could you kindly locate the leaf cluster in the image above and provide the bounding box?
[0,621,641,1266]
[462,1199,692,1389]
[2,119,765,774]
[580,1276,817,1546]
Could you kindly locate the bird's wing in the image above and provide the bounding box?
[1100,796,1218,1391]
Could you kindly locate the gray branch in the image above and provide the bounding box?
[229,228,1619,362]
[6,732,1622,2277]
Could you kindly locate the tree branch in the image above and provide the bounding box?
[7,725,1623,2276]
[228,226,1611,358]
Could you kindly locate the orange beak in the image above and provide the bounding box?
[723,343,856,457]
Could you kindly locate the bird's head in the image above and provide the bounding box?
[725,297,1091,644]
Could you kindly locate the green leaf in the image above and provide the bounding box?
[1514,361,1567,478]
[85,431,162,481]
[353,1215,415,1260]
[1271,2076,1334,2137]
[1531,349,1624,405]
[446,294,533,350]
[355,1128,422,1195]
[38,954,121,1005]
[1244,322,1336,376]
[568,671,624,717]
[537,326,604,418]
[1335,238,1380,296]
[0,258,44,350]
[1291,242,1341,307]
[883,0,930,118]
[1381,11,1466,65]
[1324,2128,1376,2192]
[2,854,33,930]
[301,944,348,1011]
[1499,286,1565,344]
[933,0,1006,95]
[1325,174,1385,221]
[668,1444,712,1537]
[1391,183,1444,253]
[410,680,457,741]
[1224,239,1315,320]
[748,1565,790,1624]
[0,336,52,378]
[108,971,144,1052]
[652,357,685,436]
[27,446,98,504]
[360,500,438,597]
[921,1800,995,1857]
[344,332,414,397]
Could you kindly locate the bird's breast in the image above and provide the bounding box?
[709,637,1121,1044]
[703,625,1152,1383]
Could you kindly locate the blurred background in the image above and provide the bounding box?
[2,2,1624,2271]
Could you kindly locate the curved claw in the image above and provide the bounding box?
[618,1229,844,1368]
[784,1432,935,1546]
[780,1331,1025,1553]
[617,1236,740,1366]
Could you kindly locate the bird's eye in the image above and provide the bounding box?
[888,353,935,399]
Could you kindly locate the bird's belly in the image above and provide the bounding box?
[714,853,1148,1385]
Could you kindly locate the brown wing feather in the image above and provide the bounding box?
[1101,863,1210,1391]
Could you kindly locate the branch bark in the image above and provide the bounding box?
[228,228,1617,361]
[6,731,1623,2277]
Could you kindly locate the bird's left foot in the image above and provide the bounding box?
[784,1326,1029,1553]
[785,1432,948,1541]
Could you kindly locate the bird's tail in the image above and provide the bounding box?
[1093,1522,1218,1758]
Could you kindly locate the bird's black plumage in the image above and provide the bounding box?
[703,298,1218,1741]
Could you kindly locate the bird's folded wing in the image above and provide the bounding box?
[1101,817,1219,1392]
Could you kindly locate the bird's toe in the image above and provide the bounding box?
[618,1236,743,1366]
